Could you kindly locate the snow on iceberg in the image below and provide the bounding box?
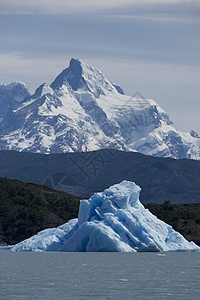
[12,181,200,252]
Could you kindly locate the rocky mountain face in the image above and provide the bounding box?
[0,59,199,159]
[0,82,30,123]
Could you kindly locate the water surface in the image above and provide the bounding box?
[0,251,200,299]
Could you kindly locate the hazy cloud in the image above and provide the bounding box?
[0,53,67,92]
[0,0,199,14]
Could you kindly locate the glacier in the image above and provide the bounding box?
[0,58,199,159]
[12,181,200,252]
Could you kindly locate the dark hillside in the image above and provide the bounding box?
[0,177,80,245]
[146,202,200,246]
[0,149,200,204]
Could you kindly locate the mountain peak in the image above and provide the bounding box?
[69,57,82,67]
[0,81,29,103]
[32,83,53,99]
[0,81,26,90]
[50,58,116,97]
[112,83,124,95]
[0,81,30,121]
[50,58,84,92]
[190,130,200,138]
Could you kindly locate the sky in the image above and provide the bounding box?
[0,0,199,132]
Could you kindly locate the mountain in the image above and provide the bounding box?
[0,59,199,159]
[0,149,200,204]
[0,82,30,123]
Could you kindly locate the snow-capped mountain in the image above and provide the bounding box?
[0,58,199,159]
[0,82,30,123]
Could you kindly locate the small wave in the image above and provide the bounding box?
[119,279,129,282]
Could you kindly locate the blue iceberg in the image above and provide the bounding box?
[12,181,200,252]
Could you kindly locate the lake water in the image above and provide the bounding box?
[0,251,200,299]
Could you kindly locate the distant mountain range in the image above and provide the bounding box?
[0,149,200,204]
[0,58,199,159]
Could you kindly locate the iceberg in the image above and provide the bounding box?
[12,181,200,252]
